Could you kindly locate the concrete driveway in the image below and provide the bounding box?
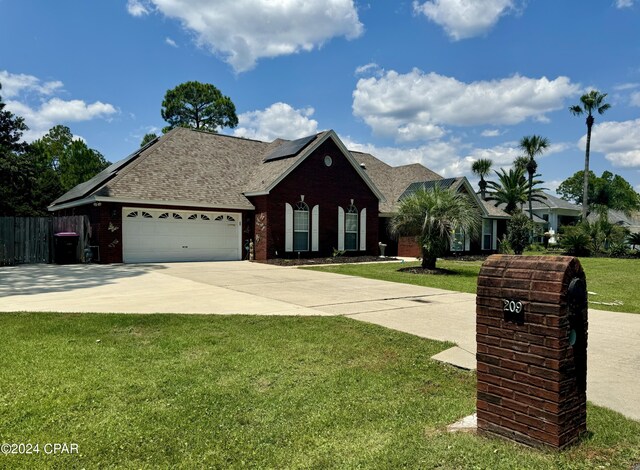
[0,260,639,422]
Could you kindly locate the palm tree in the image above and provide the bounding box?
[569,90,611,220]
[486,167,547,215]
[390,185,480,269]
[628,232,640,251]
[519,135,549,221]
[513,156,529,173]
[471,158,493,200]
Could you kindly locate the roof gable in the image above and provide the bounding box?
[244,130,385,202]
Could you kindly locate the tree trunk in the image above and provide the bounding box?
[421,251,437,269]
[583,115,594,220]
[479,178,487,200]
[528,172,533,221]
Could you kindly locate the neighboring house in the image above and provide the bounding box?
[530,192,581,232]
[587,209,640,233]
[349,151,441,257]
[392,178,512,258]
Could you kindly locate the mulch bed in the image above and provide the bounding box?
[397,267,456,275]
[260,256,399,267]
[442,255,489,262]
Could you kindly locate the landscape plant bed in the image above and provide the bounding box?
[260,255,398,266]
[2,313,640,469]
[397,266,456,275]
[442,255,489,262]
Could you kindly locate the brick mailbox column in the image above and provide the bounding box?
[476,255,588,449]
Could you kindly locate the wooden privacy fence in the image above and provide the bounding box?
[0,216,89,266]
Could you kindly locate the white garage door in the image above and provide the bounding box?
[122,208,241,263]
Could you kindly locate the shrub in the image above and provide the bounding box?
[506,211,533,255]
[560,227,591,257]
[608,242,629,258]
[497,234,512,254]
[627,232,640,250]
[332,248,346,258]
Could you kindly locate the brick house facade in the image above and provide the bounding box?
[49,128,386,263]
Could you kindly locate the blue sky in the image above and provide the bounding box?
[2,0,640,196]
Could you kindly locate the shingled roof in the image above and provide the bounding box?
[49,128,443,213]
[351,152,442,213]
[530,192,581,212]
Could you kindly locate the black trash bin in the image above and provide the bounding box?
[54,232,80,264]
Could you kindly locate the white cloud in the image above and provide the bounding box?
[545,179,563,196]
[630,91,640,107]
[7,99,116,141]
[233,102,318,141]
[345,137,466,177]
[127,0,150,16]
[355,63,381,76]
[465,142,520,167]
[352,69,579,142]
[127,0,363,72]
[343,135,571,190]
[165,37,178,48]
[2,70,116,142]
[613,82,639,91]
[481,129,501,137]
[0,70,63,98]
[616,0,634,8]
[413,0,519,40]
[581,119,640,167]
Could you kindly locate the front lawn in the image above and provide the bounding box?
[307,256,640,313]
[1,313,639,468]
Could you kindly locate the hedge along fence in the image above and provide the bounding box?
[0,216,89,266]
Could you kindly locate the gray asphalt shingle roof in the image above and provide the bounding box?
[351,152,442,213]
[51,128,444,212]
[530,192,581,211]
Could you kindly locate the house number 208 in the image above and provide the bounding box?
[502,299,523,314]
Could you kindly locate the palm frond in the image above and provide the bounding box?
[390,186,481,267]
[471,158,493,178]
[568,105,583,116]
[598,103,612,115]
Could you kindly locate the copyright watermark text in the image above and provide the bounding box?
[1,443,79,455]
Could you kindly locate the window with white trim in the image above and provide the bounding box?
[345,203,358,251]
[293,201,309,251]
[451,228,465,252]
[482,219,492,251]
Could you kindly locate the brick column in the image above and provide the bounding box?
[476,255,588,449]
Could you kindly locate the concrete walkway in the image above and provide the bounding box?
[0,261,638,422]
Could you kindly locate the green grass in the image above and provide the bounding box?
[1,313,640,469]
[306,256,640,313]
[306,259,482,294]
